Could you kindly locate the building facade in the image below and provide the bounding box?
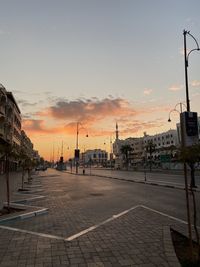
[113,124,179,169]
[81,149,108,166]
[0,84,7,145]
[0,84,37,173]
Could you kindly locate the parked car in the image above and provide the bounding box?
[35,166,47,171]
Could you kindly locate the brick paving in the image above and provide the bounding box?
[0,170,183,266]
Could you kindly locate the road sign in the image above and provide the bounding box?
[180,112,199,147]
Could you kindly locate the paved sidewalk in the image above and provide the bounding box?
[0,171,183,267]
[0,206,181,267]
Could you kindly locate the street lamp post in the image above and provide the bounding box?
[183,30,200,112]
[168,103,193,257]
[75,122,88,174]
[183,31,199,255]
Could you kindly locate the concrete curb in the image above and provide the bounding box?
[17,188,44,194]
[12,195,45,204]
[163,226,181,267]
[0,203,48,223]
[72,171,200,193]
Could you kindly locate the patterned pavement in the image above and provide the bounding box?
[0,170,182,266]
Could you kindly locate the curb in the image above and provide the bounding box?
[17,188,44,194]
[12,195,45,204]
[76,172,200,193]
[0,207,48,223]
[163,226,181,267]
[0,202,48,224]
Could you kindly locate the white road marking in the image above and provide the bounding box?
[0,225,64,240]
[140,205,200,228]
[0,204,197,242]
[65,205,141,241]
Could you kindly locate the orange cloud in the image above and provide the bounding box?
[143,88,153,95]
[38,98,137,124]
[22,98,171,141]
[22,119,63,135]
[191,80,200,87]
[169,84,183,91]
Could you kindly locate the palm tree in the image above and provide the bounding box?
[120,144,133,170]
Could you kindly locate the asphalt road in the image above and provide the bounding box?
[66,167,200,226]
[1,167,199,240]
[82,167,200,187]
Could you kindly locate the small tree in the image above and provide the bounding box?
[145,141,156,172]
[120,144,133,170]
[179,144,200,188]
[0,142,18,211]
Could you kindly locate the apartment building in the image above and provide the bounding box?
[0,85,22,172]
[0,84,7,144]
[113,126,178,169]
[21,130,34,158]
[6,92,21,147]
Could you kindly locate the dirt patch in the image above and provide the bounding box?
[171,228,200,267]
[0,206,24,217]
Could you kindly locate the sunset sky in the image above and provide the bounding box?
[1,0,200,160]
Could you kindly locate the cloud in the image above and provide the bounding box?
[143,89,153,95]
[191,80,200,87]
[169,84,183,91]
[22,119,47,133]
[22,97,173,139]
[17,99,38,107]
[119,119,165,136]
[38,97,137,125]
[22,119,62,134]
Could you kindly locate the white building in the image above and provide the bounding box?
[81,149,108,166]
[113,123,178,169]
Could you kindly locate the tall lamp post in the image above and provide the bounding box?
[168,102,194,255]
[75,122,88,174]
[183,30,200,259]
[183,30,200,112]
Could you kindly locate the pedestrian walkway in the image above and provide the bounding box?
[0,205,181,267]
[0,170,183,266]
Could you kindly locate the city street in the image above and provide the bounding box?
[85,167,200,188]
[0,168,199,266]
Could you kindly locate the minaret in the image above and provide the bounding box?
[116,122,119,140]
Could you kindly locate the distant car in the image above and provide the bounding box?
[35,166,47,171]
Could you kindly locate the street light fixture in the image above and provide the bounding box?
[168,102,187,122]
